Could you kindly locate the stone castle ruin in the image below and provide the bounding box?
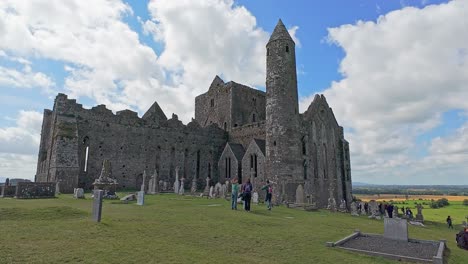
[35,20,352,208]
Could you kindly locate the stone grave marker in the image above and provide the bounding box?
[73,188,85,199]
[92,190,104,222]
[137,191,145,206]
[295,185,304,205]
[384,217,408,241]
[252,192,259,204]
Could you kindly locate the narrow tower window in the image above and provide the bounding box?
[286,45,289,53]
[303,160,307,180]
[267,48,270,56]
[254,154,258,177]
[210,99,214,107]
[252,113,256,122]
[84,146,89,172]
[224,122,227,130]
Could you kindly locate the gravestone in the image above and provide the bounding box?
[137,191,145,206]
[148,170,158,194]
[92,190,104,222]
[360,202,366,215]
[174,167,180,194]
[55,181,60,195]
[384,217,408,241]
[203,177,210,197]
[339,199,347,213]
[141,170,147,192]
[295,184,305,205]
[415,204,424,222]
[73,188,85,199]
[214,182,222,198]
[191,178,197,194]
[209,186,214,198]
[327,197,337,212]
[368,200,379,219]
[252,192,259,204]
[178,178,185,195]
[120,193,136,203]
[163,181,168,191]
[220,184,226,198]
[350,201,359,216]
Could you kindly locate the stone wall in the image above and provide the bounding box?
[36,94,228,193]
[301,94,352,208]
[195,76,266,132]
[1,186,16,197]
[228,122,265,149]
[15,182,56,199]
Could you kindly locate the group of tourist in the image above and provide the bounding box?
[230,178,273,212]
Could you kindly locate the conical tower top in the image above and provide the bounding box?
[268,19,294,44]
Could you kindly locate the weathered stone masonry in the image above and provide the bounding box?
[36,19,351,208]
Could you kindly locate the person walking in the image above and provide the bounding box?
[242,178,253,212]
[261,180,273,210]
[447,216,454,229]
[386,204,394,218]
[231,178,239,210]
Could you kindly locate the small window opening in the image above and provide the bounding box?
[224,122,227,130]
[210,99,214,107]
[286,45,289,53]
[250,155,254,169]
[273,141,277,146]
[267,48,270,56]
[252,113,256,122]
[234,123,238,127]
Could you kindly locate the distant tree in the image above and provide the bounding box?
[463,199,468,206]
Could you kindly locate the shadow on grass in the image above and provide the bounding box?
[0,206,87,221]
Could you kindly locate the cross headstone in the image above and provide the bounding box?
[384,217,408,241]
[92,190,104,222]
[137,191,145,206]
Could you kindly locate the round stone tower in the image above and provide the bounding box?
[265,19,303,204]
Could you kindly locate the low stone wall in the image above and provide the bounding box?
[0,186,16,197]
[15,182,56,199]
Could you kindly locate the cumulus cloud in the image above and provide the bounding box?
[299,0,468,183]
[0,110,42,155]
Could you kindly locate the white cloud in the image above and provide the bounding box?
[0,110,42,155]
[0,154,37,180]
[288,26,301,48]
[0,0,272,123]
[145,0,269,120]
[300,0,468,183]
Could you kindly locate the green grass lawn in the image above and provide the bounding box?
[1,194,467,264]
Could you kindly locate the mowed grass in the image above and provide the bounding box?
[0,194,467,264]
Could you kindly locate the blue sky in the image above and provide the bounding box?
[1,0,467,184]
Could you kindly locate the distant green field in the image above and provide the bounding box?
[0,194,467,263]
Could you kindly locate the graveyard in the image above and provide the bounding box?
[1,193,467,264]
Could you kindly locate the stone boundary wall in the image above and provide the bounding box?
[0,186,16,197]
[15,182,56,199]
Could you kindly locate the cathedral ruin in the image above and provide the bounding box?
[35,20,352,208]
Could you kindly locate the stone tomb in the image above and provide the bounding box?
[327,220,447,264]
